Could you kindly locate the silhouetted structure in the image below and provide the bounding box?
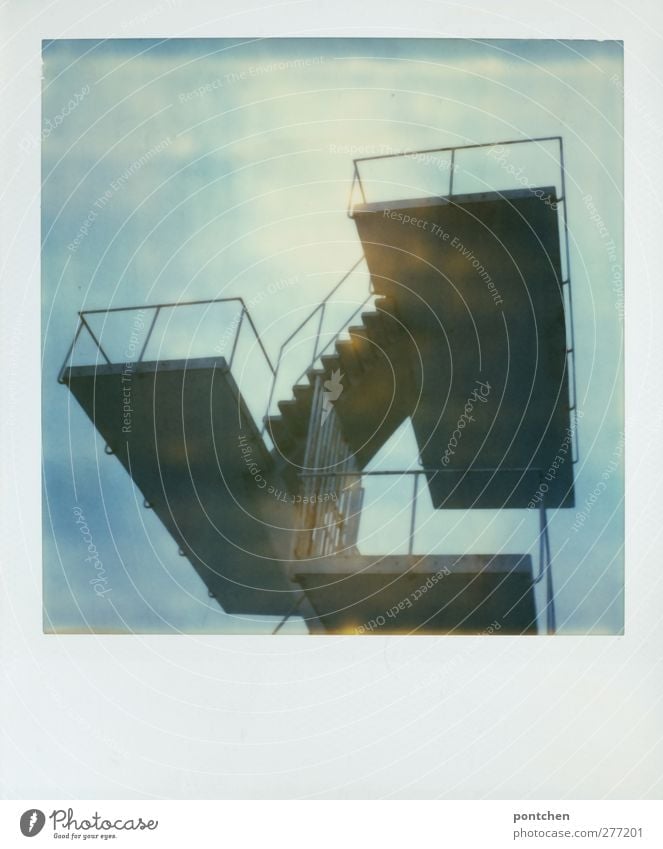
[61,138,577,635]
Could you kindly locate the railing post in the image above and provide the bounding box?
[79,315,111,365]
[58,318,84,383]
[294,372,323,559]
[229,307,245,371]
[558,136,580,465]
[263,352,280,429]
[138,306,160,363]
[312,303,325,363]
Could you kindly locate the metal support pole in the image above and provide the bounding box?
[313,304,325,363]
[296,373,323,559]
[229,307,245,370]
[536,498,556,635]
[263,358,279,429]
[272,593,307,634]
[558,137,580,466]
[58,319,84,383]
[546,548,556,635]
[408,473,419,556]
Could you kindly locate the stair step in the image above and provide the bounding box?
[362,313,391,357]
[335,338,365,379]
[277,399,309,435]
[264,414,294,449]
[374,297,403,343]
[306,367,327,387]
[361,310,389,343]
[267,296,403,453]
[348,325,377,364]
[293,383,313,404]
[320,352,343,377]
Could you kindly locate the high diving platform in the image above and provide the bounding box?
[62,356,300,617]
[352,187,574,509]
[59,138,578,635]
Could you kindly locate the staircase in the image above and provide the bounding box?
[60,171,562,634]
[265,295,418,486]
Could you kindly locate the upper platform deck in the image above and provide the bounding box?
[352,186,575,509]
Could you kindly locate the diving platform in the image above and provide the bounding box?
[62,356,303,617]
[352,187,575,509]
[57,140,577,634]
[294,553,537,634]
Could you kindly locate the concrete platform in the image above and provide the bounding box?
[63,357,309,617]
[353,188,574,509]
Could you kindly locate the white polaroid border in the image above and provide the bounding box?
[1,0,660,806]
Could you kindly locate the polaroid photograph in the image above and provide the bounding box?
[43,38,623,637]
[3,1,662,821]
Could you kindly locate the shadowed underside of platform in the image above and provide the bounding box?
[63,357,540,633]
[62,189,565,633]
[353,188,574,509]
[63,357,307,618]
[294,553,537,634]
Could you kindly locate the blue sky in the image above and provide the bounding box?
[41,38,623,634]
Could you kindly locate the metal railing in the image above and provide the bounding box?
[58,296,275,384]
[299,467,527,556]
[348,135,564,213]
[293,375,363,559]
[297,466,556,633]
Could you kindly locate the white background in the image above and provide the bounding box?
[1,0,662,803]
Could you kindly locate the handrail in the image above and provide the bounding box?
[289,292,373,389]
[78,295,245,315]
[349,136,563,216]
[272,257,364,358]
[263,256,370,425]
[352,135,562,165]
[297,466,555,631]
[297,466,545,560]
